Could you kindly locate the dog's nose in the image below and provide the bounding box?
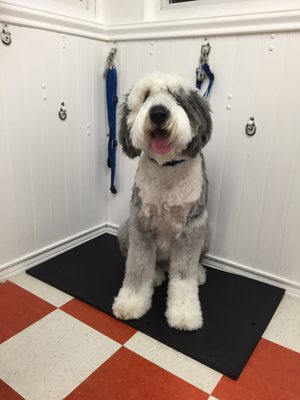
[149,105,170,125]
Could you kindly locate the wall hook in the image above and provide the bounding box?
[200,40,211,64]
[1,24,11,46]
[245,116,256,136]
[58,102,67,121]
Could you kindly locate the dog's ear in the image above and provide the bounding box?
[192,90,212,147]
[119,95,141,159]
[188,90,212,147]
[180,89,212,157]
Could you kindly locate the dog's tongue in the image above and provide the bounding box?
[151,130,172,154]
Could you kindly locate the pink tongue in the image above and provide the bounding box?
[151,137,172,154]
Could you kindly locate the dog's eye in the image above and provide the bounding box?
[174,96,183,107]
[143,91,150,102]
[167,89,182,106]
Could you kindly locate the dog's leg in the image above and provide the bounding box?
[198,264,206,286]
[166,222,207,331]
[113,224,156,320]
[117,219,129,257]
[153,260,167,287]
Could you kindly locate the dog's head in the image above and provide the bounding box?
[119,72,212,164]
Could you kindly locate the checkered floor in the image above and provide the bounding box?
[1,273,300,400]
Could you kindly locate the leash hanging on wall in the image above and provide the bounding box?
[105,45,118,194]
[196,39,215,98]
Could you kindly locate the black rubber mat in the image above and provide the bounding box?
[27,234,285,379]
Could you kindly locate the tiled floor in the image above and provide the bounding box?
[1,273,300,400]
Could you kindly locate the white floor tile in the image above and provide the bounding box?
[263,292,300,353]
[10,272,73,307]
[0,309,121,400]
[208,396,218,400]
[124,332,222,394]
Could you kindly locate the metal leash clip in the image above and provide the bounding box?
[196,41,211,84]
[106,46,117,70]
[200,41,211,64]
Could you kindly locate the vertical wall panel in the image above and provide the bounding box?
[91,40,107,226]
[0,45,17,264]
[154,40,176,74]
[1,26,36,256]
[202,35,239,256]
[43,30,68,242]
[245,32,289,269]
[20,28,54,250]
[279,147,300,282]
[106,41,140,225]
[169,38,196,82]
[76,37,96,229]
[61,34,82,235]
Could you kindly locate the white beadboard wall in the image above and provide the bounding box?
[0,25,108,278]
[107,33,300,293]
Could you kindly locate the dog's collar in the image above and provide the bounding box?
[149,157,187,167]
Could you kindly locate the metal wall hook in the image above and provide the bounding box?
[200,41,211,64]
[245,116,256,136]
[1,24,11,46]
[58,102,67,121]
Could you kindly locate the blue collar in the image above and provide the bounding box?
[149,157,186,167]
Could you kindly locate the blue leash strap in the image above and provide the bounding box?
[106,67,118,194]
[196,62,215,98]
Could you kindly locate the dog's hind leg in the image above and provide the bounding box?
[153,260,168,287]
[113,222,156,320]
[117,219,129,257]
[197,264,206,286]
[198,230,208,285]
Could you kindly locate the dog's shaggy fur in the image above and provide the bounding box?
[112,72,212,331]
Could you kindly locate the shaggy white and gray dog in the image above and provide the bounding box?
[112,72,212,331]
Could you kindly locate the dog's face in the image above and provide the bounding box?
[119,73,212,164]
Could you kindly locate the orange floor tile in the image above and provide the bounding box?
[0,281,55,343]
[213,338,300,400]
[61,298,137,344]
[65,347,208,400]
[0,379,24,400]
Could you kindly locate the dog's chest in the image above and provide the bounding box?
[135,156,203,237]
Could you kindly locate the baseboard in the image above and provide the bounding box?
[0,223,107,281]
[106,223,300,296]
[202,254,300,296]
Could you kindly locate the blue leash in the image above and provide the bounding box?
[106,67,118,194]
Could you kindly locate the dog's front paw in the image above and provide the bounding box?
[165,279,203,331]
[112,286,153,320]
[166,300,203,331]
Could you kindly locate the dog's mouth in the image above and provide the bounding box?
[150,128,172,154]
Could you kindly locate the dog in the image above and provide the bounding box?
[112,72,212,331]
